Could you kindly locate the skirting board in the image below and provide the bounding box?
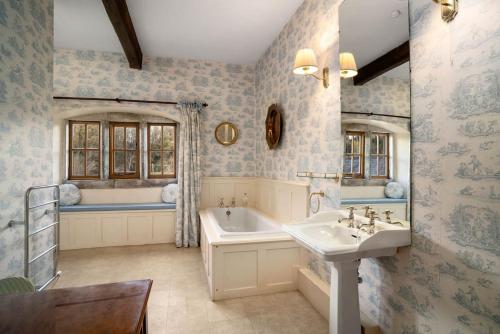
[298,267,380,334]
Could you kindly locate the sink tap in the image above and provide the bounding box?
[218,198,225,208]
[359,210,377,234]
[338,206,355,227]
[363,206,372,218]
[231,197,236,208]
[383,210,403,225]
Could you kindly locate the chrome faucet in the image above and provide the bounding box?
[383,210,403,225]
[231,197,236,208]
[363,206,372,218]
[338,206,355,228]
[218,198,225,208]
[383,210,394,224]
[359,210,377,235]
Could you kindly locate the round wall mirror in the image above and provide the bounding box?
[215,122,238,146]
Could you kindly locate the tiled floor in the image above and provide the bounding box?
[54,244,329,334]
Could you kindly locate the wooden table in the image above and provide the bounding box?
[0,279,152,334]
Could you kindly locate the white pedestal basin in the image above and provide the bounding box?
[282,209,411,334]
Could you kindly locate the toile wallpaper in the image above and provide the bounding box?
[53,49,256,178]
[0,0,499,332]
[0,0,55,285]
[341,75,411,117]
[257,0,499,333]
[255,0,343,209]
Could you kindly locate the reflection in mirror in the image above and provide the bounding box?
[339,0,411,222]
[215,122,238,146]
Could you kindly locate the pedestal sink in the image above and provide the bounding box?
[282,210,411,334]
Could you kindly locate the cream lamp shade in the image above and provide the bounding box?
[339,52,358,78]
[293,48,319,75]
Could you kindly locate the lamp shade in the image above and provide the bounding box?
[339,52,358,78]
[293,48,318,75]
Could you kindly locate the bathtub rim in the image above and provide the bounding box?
[199,208,293,245]
[206,206,285,237]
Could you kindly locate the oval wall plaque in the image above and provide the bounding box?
[265,104,282,150]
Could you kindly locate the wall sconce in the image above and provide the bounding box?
[339,52,358,79]
[293,48,329,88]
[433,0,458,22]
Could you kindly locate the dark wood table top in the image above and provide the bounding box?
[0,279,152,334]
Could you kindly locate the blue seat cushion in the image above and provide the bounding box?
[60,202,176,212]
[341,198,407,205]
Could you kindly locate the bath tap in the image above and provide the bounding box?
[338,206,355,227]
[218,198,225,208]
[358,210,377,235]
[231,197,236,208]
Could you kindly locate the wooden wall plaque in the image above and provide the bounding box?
[265,104,282,149]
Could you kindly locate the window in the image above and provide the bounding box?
[370,132,389,178]
[68,121,100,179]
[148,123,176,178]
[109,122,140,179]
[343,131,365,178]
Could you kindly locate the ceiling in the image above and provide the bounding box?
[340,0,409,80]
[54,0,304,64]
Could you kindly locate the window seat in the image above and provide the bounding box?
[60,202,176,213]
[340,198,407,205]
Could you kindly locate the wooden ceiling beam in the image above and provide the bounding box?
[102,0,142,69]
[353,41,409,86]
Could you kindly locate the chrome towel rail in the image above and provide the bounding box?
[22,184,62,291]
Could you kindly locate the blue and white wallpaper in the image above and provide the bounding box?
[0,0,55,284]
[341,75,411,118]
[255,0,343,209]
[257,0,499,333]
[53,49,256,177]
[1,0,498,331]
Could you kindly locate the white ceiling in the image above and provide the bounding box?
[54,0,304,64]
[340,0,409,79]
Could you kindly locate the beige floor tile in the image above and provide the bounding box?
[209,318,256,334]
[54,244,328,334]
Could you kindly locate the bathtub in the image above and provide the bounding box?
[206,207,284,237]
[199,207,301,300]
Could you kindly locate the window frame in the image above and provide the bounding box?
[68,120,101,180]
[109,122,141,179]
[343,131,365,179]
[370,132,390,179]
[147,123,177,179]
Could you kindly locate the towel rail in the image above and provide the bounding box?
[29,244,58,264]
[29,222,59,237]
[29,199,58,210]
[23,185,62,291]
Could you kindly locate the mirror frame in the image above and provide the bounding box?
[215,122,238,146]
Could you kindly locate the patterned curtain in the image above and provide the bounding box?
[176,101,203,247]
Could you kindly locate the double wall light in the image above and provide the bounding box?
[339,52,358,79]
[293,48,329,88]
[433,0,458,22]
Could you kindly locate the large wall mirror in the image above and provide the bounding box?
[339,0,411,223]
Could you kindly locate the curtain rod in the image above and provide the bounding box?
[341,111,410,119]
[53,96,208,107]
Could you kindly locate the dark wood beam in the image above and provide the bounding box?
[353,41,409,86]
[102,0,142,69]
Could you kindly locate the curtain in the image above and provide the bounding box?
[176,101,203,247]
